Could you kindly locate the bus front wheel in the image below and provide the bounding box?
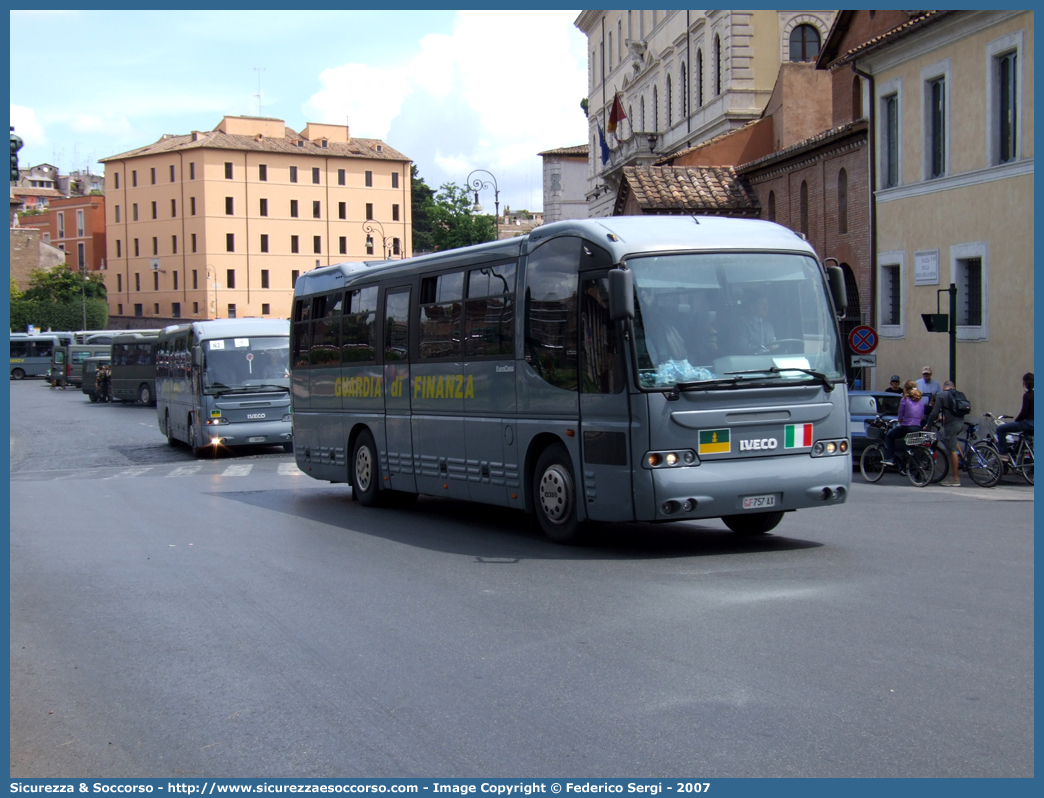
[11,368,25,380]
[187,416,204,457]
[139,383,153,406]
[722,511,784,536]
[352,430,382,507]
[533,443,587,544]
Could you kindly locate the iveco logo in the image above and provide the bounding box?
[247,413,267,419]
[740,438,778,451]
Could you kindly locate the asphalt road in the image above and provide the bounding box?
[8,379,1035,778]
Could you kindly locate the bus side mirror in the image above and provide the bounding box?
[826,265,847,318]
[192,346,202,367]
[608,268,634,321]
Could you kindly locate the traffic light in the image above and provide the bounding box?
[921,313,949,333]
[11,126,23,183]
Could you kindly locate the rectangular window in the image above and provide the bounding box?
[313,200,321,219]
[365,171,373,187]
[882,93,899,188]
[260,234,269,253]
[189,163,195,180]
[132,204,138,222]
[132,170,138,187]
[226,269,235,289]
[291,270,299,287]
[226,233,235,253]
[927,77,946,178]
[392,238,400,256]
[171,199,176,217]
[118,274,123,292]
[342,286,379,362]
[191,233,197,253]
[260,198,268,216]
[419,271,465,359]
[313,235,322,254]
[365,203,373,220]
[312,167,320,184]
[391,172,399,189]
[228,304,237,319]
[173,271,178,290]
[58,212,65,238]
[876,253,904,336]
[154,303,160,315]
[190,197,196,215]
[261,304,270,315]
[76,210,84,237]
[225,162,233,179]
[339,236,347,255]
[998,52,1017,163]
[338,201,346,220]
[953,243,988,340]
[134,303,143,317]
[366,236,374,256]
[151,201,157,220]
[289,166,298,183]
[290,199,298,218]
[135,273,141,291]
[259,164,267,181]
[192,270,198,289]
[225,197,234,215]
[134,239,140,257]
[261,269,269,289]
[152,237,158,256]
[114,173,120,189]
[193,302,199,315]
[153,272,159,291]
[338,169,346,186]
[392,204,400,221]
[172,302,181,318]
[150,167,156,185]
[170,164,176,182]
[116,240,122,257]
[77,242,86,269]
[291,235,299,254]
[115,205,121,223]
[171,235,177,254]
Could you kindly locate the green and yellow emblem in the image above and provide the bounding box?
[698,428,731,454]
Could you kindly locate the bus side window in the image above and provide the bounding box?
[419,272,464,360]
[11,341,29,358]
[581,278,625,394]
[384,290,411,362]
[342,286,378,363]
[465,261,516,357]
[524,236,580,391]
[310,291,341,366]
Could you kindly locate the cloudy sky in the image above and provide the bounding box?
[9,9,589,213]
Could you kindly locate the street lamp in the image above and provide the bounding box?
[362,219,390,259]
[206,264,221,319]
[467,169,500,226]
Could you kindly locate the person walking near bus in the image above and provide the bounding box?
[924,381,963,487]
[881,381,925,468]
[916,366,942,410]
[997,372,1034,464]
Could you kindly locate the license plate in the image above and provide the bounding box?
[742,494,776,510]
[248,436,266,443]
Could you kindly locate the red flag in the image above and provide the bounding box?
[607,92,627,134]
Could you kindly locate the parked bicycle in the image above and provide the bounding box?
[982,412,1034,485]
[860,416,937,487]
[925,418,1003,487]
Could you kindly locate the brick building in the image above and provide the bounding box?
[16,194,107,273]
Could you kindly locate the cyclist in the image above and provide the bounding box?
[997,372,1034,464]
[924,380,963,487]
[881,381,925,467]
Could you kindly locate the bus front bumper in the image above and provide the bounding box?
[203,420,293,448]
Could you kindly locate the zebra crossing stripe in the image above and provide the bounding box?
[105,467,154,480]
[277,462,302,476]
[222,464,253,477]
[167,465,203,477]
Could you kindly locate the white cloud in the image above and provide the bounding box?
[303,63,412,140]
[10,105,46,147]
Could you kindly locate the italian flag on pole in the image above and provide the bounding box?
[785,423,813,449]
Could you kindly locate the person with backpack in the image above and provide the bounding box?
[924,380,969,487]
[996,372,1033,464]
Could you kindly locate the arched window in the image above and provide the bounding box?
[715,35,722,95]
[640,96,646,131]
[767,191,776,223]
[789,24,821,63]
[799,181,809,236]
[680,62,688,117]
[652,86,658,132]
[851,75,863,121]
[837,169,848,234]
[665,75,673,126]
[608,32,612,70]
[628,105,633,138]
[696,50,704,106]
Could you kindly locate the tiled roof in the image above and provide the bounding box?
[618,165,759,214]
[101,126,409,163]
[538,144,588,157]
[829,11,950,67]
[12,187,63,197]
[736,119,868,174]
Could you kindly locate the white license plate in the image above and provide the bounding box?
[248,436,266,443]
[742,494,776,510]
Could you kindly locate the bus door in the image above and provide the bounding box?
[578,274,634,522]
[412,272,468,500]
[382,286,416,494]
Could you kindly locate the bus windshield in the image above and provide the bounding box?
[627,251,845,389]
[202,336,289,394]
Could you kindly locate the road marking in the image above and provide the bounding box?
[278,463,303,476]
[222,464,253,477]
[167,465,203,477]
[106,467,154,480]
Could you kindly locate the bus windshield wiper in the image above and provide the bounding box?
[725,365,835,392]
[214,384,288,395]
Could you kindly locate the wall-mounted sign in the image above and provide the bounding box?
[914,250,940,285]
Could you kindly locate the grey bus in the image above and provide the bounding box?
[156,318,293,455]
[110,331,160,405]
[9,334,60,379]
[290,216,851,543]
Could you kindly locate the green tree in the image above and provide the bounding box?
[11,266,109,331]
[411,164,436,254]
[426,183,497,251]
[23,266,107,303]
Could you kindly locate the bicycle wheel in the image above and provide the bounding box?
[1016,442,1033,485]
[906,448,935,487]
[860,444,886,483]
[966,442,1003,488]
[929,443,949,483]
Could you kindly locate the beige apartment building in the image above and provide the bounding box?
[100,116,412,323]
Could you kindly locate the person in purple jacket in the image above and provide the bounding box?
[882,380,926,467]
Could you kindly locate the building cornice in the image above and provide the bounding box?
[876,158,1033,203]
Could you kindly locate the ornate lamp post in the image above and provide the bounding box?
[362,219,390,259]
[467,169,500,227]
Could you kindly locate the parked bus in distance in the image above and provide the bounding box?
[49,343,112,387]
[9,334,61,379]
[81,355,112,402]
[156,318,293,455]
[110,331,160,405]
[289,216,851,543]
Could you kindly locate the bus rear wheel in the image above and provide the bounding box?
[722,511,784,535]
[12,368,25,380]
[352,430,382,506]
[165,413,178,447]
[139,383,153,406]
[533,443,587,544]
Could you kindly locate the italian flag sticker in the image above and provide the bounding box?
[785,423,813,449]
[699,428,731,454]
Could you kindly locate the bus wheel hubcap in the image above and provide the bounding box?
[539,466,570,524]
[356,448,372,491]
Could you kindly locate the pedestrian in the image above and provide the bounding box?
[996,372,1033,463]
[884,374,903,394]
[924,380,963,487]
[881,381,925,467]
[916,366,942,409]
